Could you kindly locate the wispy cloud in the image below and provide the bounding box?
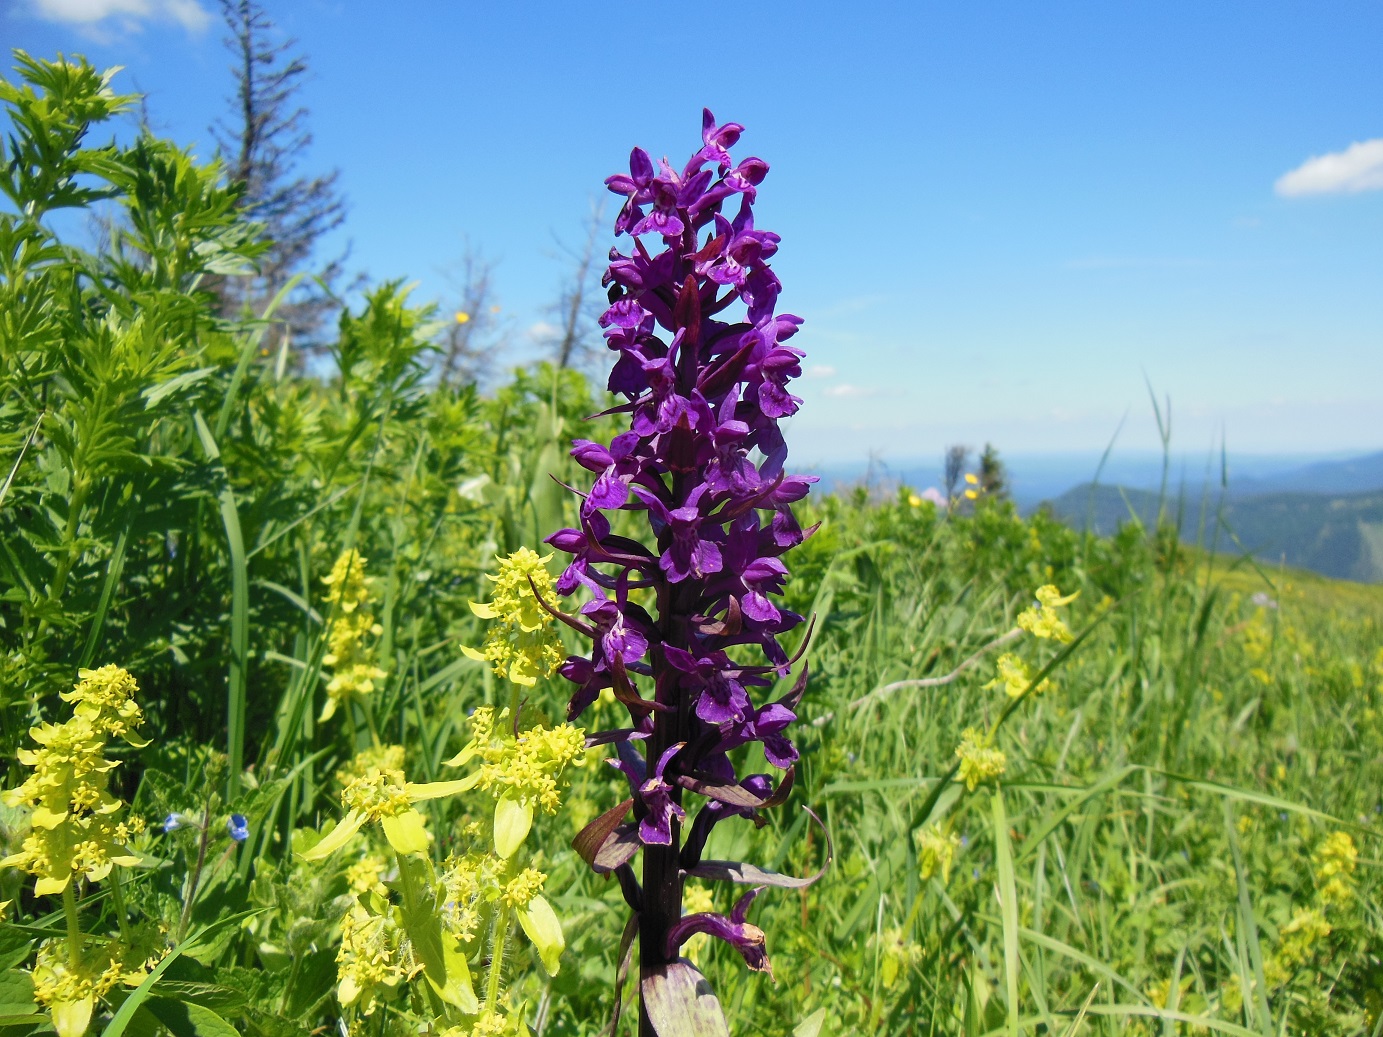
[525,320,560,342]
[805,364,837,379]
[29,0,211,35]
[1275,139,1383,197]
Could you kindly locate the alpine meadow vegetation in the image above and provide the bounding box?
[1,50,1380,1037]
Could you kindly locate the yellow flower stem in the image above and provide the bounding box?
[392,850,447,1019]
[62,883,83,968]
[109,867,131,943]
[487,903,511,1010]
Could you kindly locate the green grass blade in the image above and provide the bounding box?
[992,788,1020,1037]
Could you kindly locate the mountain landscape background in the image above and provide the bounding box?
[815,449,1383,583]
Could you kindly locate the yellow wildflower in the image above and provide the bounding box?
[1017,584,1079,643]
[1,667,144,896]
[320,550,388,722]
[450,707,587,815]
[300,745,473,860]
[876,927,923,989]
[345,856,390,897]
[1277,906,1330,968]
[462,548,567,687]
[60,666,147,746]
[335,901,421,1015]
[954,728,1006,791]
[985,653,1052,699]
[30,937,150,1037]
[500,867,546,909]
[917,823,962,883]
[1313,831,1357,907]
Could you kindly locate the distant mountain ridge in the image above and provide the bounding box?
[1226,451,1383,497]
[1046,483,1383,583]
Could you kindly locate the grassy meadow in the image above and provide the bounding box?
[1,52,1380,1037]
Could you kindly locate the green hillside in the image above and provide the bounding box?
[1047,484,1383,583]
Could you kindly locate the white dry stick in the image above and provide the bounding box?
[850,627,1023,710]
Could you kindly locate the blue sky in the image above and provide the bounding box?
[4,0,1382,468]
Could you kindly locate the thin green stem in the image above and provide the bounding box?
[108,867,131,943]
[487,905,510,1009]
[62,883,83,967]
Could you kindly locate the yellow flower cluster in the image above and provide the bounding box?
[1017,585,1078,643]
[985,653,1052,699]
[321,550,388,722]
[336,901,423,1016]
[499,867,545,909]
[304,743,476,860]
[917,823,962,883]
[441,1010,520,1037]
[954,728,1007,791]
[345,855,390,897]
[462,549,567,687]
[1313,830,1357,907]
[2,667,144,896]
[876,926,924,989]
[451,707,587,816]
[1276,907,1331,969]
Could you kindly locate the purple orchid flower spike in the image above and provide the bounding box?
[557,110,824,1037]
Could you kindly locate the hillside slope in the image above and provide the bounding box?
[1046,484,1383,582]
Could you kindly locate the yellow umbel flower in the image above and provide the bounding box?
[462,548,567,687]
[917,823,962,883]
[320,550,388,722]
[984,653,1052,699]
[1313,831,1358,907]
[954,728,1007,791]
[300,745,473,860]
[1017,585,1079,643]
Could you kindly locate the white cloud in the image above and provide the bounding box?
[1275,138,1383,197]
[525,320,560,342]
[30,0,211,34]
[805,364,837,379]
[822,383,879,399]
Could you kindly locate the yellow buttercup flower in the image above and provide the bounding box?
[462,549,567,687]
[955,728,1006,791]
[1017,584,1079,643]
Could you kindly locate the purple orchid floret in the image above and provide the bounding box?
[548,110,819,1020]
[667,887,772,975]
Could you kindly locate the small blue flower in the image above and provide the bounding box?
[162,812,186,833]
[227,814,249,842]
